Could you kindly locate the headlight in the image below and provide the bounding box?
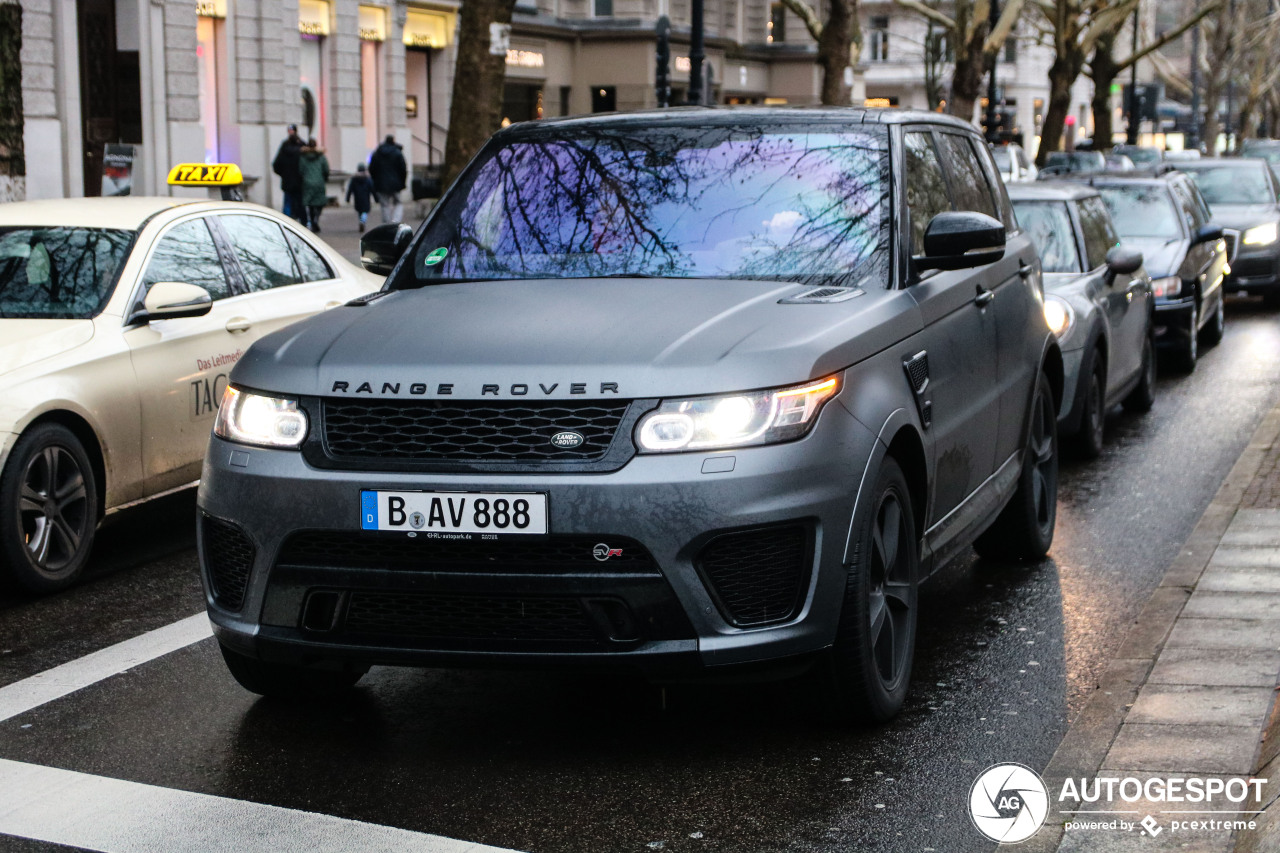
[213,386,308,448]
[1243,222,1278,246]
[1150,276,1182,299]
[1043,295,1074,339]
[635,376,840,453]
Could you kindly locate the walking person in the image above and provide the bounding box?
[346,163,374,232]
[298,138,330,233]
[368,134,407,224]
[271,124,305,223]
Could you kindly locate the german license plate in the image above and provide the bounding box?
[360,490,548,535]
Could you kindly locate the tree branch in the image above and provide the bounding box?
[779,0,824,41]
[1115,0,1221,71]
[1079,0,1139,56]
[892,0,956,31]
[981,0,1027,55]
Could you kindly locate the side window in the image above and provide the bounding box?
[937,133,999,219]
[140,218,231,300]
[1172,180,1207,230]
[1077,196,1118,269]
[218,215,302,292]
[284,229,335,282]
[903,131,952,257]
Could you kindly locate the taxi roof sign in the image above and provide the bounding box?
[167,163,244,187]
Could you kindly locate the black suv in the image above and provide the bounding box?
[1074,170,1228,371]
[199,108,1063,722]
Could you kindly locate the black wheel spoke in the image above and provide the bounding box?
[874,608,895,678]
[868,592,887,643]
[42,447,59,492]
[28,518,52,566]
[51,515,81,557]
[883,580,913,609]
[19,483,43,514]
[56,471,86,510]
[879,499,901,571]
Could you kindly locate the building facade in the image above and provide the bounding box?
[17,0,1099,204]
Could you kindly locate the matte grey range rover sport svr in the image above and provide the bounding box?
[199,108,1063,722]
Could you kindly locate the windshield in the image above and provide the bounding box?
[1181,164,1275,205]
[0,227,134,319]
[1096,186,1181,239]
[404,125,890,288]
[1012,201,1080,273]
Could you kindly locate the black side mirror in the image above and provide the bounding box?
[360,223,415,276]
[1105,245,1144,276]
[1193,224,1224,245]
[915,211,1007,272]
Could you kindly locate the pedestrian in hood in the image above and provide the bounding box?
[299,139,330,233]
[272,124,305,223]
[346,163,374,232]
[368,134,407,224]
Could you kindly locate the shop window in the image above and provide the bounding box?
[593,0,612,16]
[768,3,785,43]
[591,86,616,113]
[868,16,889,61]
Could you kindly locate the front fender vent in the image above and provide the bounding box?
[903,351,931,429]
[779,286,865,304]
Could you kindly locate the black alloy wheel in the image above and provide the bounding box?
[0,423,99,593]
[974,371,1058,561]
[1178,302,1199,372]
[826,456,919,724]
[1072,359,1105,459]
[1123,332,1156,413]
[1201,291,1225,347]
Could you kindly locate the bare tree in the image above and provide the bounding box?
[442,0,519,187]
[1231,3,1280,143]
[894,0,1024,122]
[1086,2,1218,151]
[923,18,948,110]
[776,0,863,104]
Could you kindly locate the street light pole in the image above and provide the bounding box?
[1126,6,1140,145]
[985,0,999,140]
[688,0,704,105]
[1190,1,1202,151]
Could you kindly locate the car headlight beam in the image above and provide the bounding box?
[214,386,309,449]
[1243,222,1279,246]
[635,376,840,453]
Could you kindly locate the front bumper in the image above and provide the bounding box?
[1153,296,1195,347]
[197,403,879,677]
[1225,245,1280,293]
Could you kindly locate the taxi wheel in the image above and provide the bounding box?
[824,456,918,724]
[219,643,367,699]
[0,423,99,593]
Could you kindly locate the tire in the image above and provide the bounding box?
[1123,331,1156,414]
[824,456,919,724]
[1070,356,1105,459]
[1176,302,1199,373]
[219,642,367,699]
[1200,291,1224,347]
[973,372,1057,562]
[0,423,99,593]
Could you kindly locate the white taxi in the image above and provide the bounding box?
[0,166,380,592]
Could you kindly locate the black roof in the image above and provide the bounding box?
[1053,168,1186,188]
[495,105,979,136]
[1007,181,1100,202]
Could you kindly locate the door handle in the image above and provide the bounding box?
[974,285,995,308]
[225,317,252,333]
[1019,261,1034,279]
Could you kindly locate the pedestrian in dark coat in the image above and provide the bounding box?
[298,139,330,233]
[346,163,374,232]
[367,134,408,224]
[272,124,305,223]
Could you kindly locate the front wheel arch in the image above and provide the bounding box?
[17,412,107,521]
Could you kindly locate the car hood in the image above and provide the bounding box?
[0,319,95,379]
[232,278,923,400]
[1208,204,1280,231]
[1118,237,1185,279]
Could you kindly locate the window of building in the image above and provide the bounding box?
[1004,37,1016,63]
[768,3,785,43]
[868,16,889,61]
[593,0,612,16]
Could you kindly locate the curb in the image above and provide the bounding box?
[1018,401,1280,853]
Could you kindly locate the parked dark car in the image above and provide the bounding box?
[198,108,1064,723]
[1077,171,1228,371]
[1239,139,1280,182]
[1112,145,1163,167]
[1175,158,1280,305]
[1041,150,1107,177]
[1009,183,1155,457]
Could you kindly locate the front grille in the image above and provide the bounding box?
[321,399,631,463]
[202,515,255,610]
[278,531,658,574]
[696,524,811,627]
[343,591,597,642]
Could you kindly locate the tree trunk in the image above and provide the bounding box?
[1089,33,1119,152]
[442,0,518,187]
[949,50,985,124]
[816,0,858,105]
[1202,72,1223,155]
[1037,54,1081,167]
[0,2,24,202]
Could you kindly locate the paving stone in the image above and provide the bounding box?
[1229,509,1280,529]
[1102,724,1259,774]
[1220,528,1280,547]
[1165,618,1280,651]
[1148,648,1280,687]
[1208,547,1280,569]
[1127,685,1275,728]
[1182,591,1280,620]
[1196,568,1280,593]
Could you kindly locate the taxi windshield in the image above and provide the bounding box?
[405,124,890,288]
[0,227,135,319]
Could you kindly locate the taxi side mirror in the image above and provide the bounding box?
[361,223,414,276]
[140,281,213,322]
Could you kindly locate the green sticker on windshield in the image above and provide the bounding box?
[424,247,448,267]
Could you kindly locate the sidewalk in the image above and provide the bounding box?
[307,200,429,269]
[1022,402,1280,852]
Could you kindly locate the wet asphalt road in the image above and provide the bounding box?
[3,299,1280,853]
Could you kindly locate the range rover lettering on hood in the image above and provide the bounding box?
[330,381,621,397]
